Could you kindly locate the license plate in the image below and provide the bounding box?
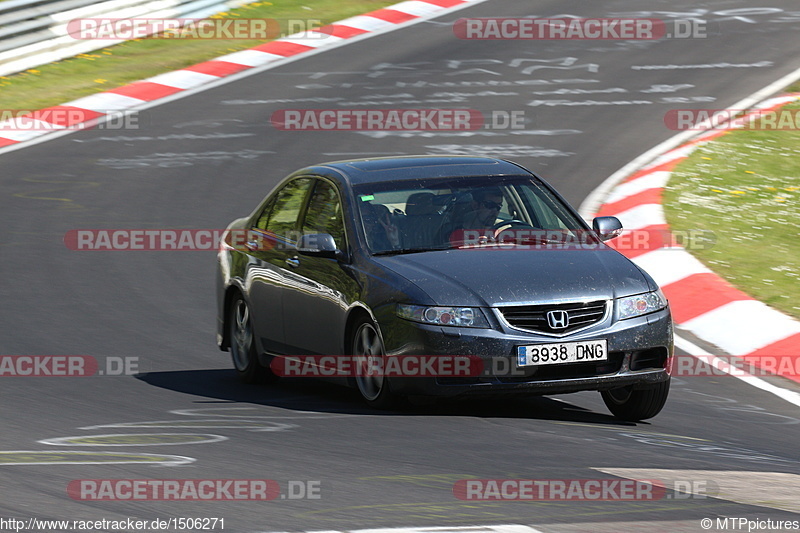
[517,339,607,367]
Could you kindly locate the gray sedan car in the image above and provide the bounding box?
[216,156,673,420]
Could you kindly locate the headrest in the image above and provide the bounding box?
[405,192,437,216]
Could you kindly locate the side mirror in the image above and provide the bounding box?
[296,233,343,260]
[593,216,623,241]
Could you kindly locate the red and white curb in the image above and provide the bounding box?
[590,93,800,384]
[0,0,484,149]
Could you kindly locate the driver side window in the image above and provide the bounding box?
[301,179,346,250]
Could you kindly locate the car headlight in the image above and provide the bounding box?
[396,304,490,328]
[617,289,668,320]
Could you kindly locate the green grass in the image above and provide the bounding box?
[0,0,395,110]
[663,99,800,320]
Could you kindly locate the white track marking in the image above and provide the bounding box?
[38,433,227,446]
[631,248,712,286]
[80,419,295,431]
[683,301,800,354]
[169,407,354,419]
[604,171,670,204]
[608,203,665,230]
[675,336,800,409]
[0,450,195,466]
[594,468,800,513]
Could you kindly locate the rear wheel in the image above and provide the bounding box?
[229,294,274,384]
[351,317,396,409]
[601,379,670,421]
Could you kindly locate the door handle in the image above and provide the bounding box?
[285,257,300,268]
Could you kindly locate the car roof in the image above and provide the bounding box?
[306,155,533,186]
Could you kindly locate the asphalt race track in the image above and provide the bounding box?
[1,1,800,532]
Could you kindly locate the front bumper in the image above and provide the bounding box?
[380,306,673,398]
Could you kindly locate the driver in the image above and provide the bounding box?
[460,187,504,233]
[363,202,401,251]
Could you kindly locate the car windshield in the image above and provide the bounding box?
[353,175,589,255]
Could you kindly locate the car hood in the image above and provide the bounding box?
[373,247,651,306]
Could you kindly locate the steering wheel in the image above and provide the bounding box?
[491,219,529,231]
[491,219,541,243]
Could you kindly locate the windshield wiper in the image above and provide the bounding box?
[372,244,456,256]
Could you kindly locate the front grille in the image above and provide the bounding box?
[499,300,608,334]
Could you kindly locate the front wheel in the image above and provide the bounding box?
[229,294,274,384]
[351,317,396,409]
[601,379,670,421]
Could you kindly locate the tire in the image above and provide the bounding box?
[601,379,670,421]
[229,294,274,384]
[351,316,396,409]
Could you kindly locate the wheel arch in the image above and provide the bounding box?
[343,304,380,355]
[220,284,245,351]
